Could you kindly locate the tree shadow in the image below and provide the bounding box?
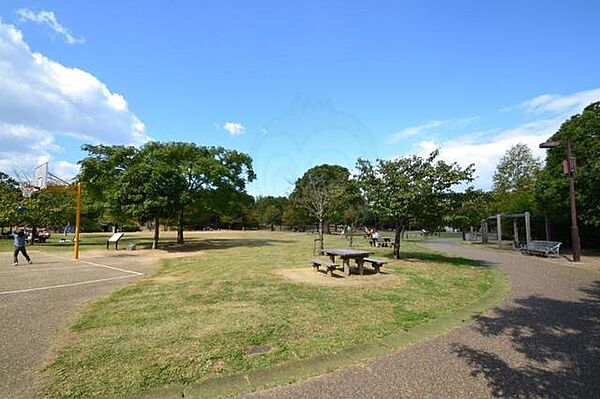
[392,251,493,268]
[135,238,294,252]
[453,280,600,397]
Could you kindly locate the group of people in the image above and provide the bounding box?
[11,228,33,266]
[364,227,381,245]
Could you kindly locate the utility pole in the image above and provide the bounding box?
[540,138,582,262]
[565,139,581,262]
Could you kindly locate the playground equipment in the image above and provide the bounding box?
[480,211,551,247]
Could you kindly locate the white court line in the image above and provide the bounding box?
[31,251,143,276]
[0,275,137,295]
[0,265,94,274]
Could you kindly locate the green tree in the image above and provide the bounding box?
[24,188,77,240]
[78,144,138,230]
[78,142,255,248]
[282,202,313,229]
[165,143,255,243]
[116,143,186,249]
[289,164,351,251]
[254,196,287,230]
[357,151,474,258]
[0,172,21,229]
[492,143,541,213]
[447,189,493,237]
[536,102,600,243]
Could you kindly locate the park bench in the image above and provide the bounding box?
[310,258,338,277]
[520,240,562,258]
[368,237,391,247]
[363,257,388,273]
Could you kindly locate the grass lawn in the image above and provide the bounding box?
[0,231,181,253]
[38,230,500,398]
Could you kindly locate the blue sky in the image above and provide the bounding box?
[1,1,599,196]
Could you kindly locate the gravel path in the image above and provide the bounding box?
[247,241,600,398]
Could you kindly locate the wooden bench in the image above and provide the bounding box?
[310,258,338,277]
[363,257,388,273]
[520,240,562,257]
[380,238,392,247]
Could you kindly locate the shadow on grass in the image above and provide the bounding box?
[453,280,600,397]
[372,248,493,268]
[135,238,295,252]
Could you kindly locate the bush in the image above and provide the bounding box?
[121,224,141,232]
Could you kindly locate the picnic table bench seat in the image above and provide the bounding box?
[368,237,392,247]
[520,240,562,257]
[310,258,338,276]
[362,257,388,273]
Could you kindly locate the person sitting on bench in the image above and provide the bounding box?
[371,229,380,247]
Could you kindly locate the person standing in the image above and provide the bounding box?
[12,228,33,266]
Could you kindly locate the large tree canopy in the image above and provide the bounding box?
[357,150,474,258]
[78,144,138,227]
[492,143,541,214]
[536,102,600,239]
[78,142,255,248]
[150,142,255,243]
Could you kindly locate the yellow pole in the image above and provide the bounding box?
[74,182,82,259]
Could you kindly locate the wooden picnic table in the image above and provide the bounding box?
[323,248,372,276]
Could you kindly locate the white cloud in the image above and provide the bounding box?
[401,88,600,190]
[518,88,600,115]
[0,19,148,180]
[413,117,563,189]
[388,120,447,143]
[388,116,478,143]
[17,8,85,45]
[223,121,245,135]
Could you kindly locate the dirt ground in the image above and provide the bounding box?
[275,266,404,287]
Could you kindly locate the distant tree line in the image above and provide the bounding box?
[1,102,599,251]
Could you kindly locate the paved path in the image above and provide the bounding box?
[0,251,156,399]
[247,241,600,398]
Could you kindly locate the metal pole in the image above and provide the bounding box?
[74,183,82,260]
[565,139,581,262]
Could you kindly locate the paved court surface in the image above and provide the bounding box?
[0,250,157,398]
[247,241,600,399]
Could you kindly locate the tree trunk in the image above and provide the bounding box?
[270,223,274,231]
[113,224,118,233]
[177,208,184,244]
[318,218,324,252]
[393,221,403,259]
[325,222,331,235]
[153,215,160,250]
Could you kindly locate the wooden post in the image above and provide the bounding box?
[525,211,532,244]
[513,218,519,247]
[357,259,364,276]
[482,221,488,243]
[496,214,502,243]
[343,258,351,276]
[74,183,82,260]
